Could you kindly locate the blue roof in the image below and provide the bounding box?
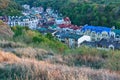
[81,25,111,33]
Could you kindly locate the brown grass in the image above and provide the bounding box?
[0,50,20,63]
[0,40,25,48]
[0,20,14,38]
[13,47,49,58]
[0,50,120,80]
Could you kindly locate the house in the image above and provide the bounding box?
[0,16,8,22]
[54,31,90,48]
[81,41,98,48]
[59,33,82,48]
[22,4,30,10]
[81,25,111,34]
[46,7,53,15]
[97,38,120,50]
[37,6,44,14]
[55,17,64,25]
[64,17,71,25]
[58,24,80,33]
[81,25,111,41]
[112,29,120,39]
[37,27,56,35]
[8,15,39,29]
[77,35,91,47]
[49,25,58,30]
[81,38,120,50]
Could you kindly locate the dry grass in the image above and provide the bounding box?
[0,50,20,63]
[0,20,14,38]
[0,40,25,48]
[0,50,120,80]
[13,47,49,58]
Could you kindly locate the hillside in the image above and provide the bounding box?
[0,20,14,38]
[0,50,120,80]
[0,0,22,16]
[0,25,119,79]
[0,0,10,9]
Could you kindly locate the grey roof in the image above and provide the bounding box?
[37,27,55,34]
[59,32,82,40]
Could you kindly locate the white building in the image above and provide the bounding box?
[55,17,64,25]
[8,16,39,29]
[22,4,30,10]
[78,35,91,47]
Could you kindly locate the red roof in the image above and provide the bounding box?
[64,17,70,21]
[59,24,71,28]
[59,24,80,30]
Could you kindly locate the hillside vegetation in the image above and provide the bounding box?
[0,20,14,39]
[0,0,10,9]
[0,25,119,79]
[11,26,68,53]
[0,50,120,80]
[0,0,22,16]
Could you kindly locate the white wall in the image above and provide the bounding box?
[78,35,91,47]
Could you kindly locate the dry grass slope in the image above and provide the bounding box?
[0,50,20,63]
[0,50,120,80]
[0,20,14,38]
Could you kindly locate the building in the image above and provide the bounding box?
[81,25,111,41]
[7,16,39,29]
[112,29,120,39]
[81,25,111,34]
[0,16,8,22]
[54,31,91,48]
[22,4,30,10]
[55,17,64,25]
[37,7,44,13]
[81,38,120,50]
[46,7,53,15]
[64,17,71,25]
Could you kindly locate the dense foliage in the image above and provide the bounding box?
[11,26,68,53]
[0,0,22,16]
[60,3,120,27]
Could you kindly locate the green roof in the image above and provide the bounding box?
[37,27,47,31]
[112,29,120,35]
[57,17,63,20]
[50,25,57,29]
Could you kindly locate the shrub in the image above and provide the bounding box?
[32,36,43,43]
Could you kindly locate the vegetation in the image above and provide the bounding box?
[0,0,22,16]
[64,46,120,71]
[11,26,68,53]
[0,20,14,39]
[0,0,10,9]
[0,50,120,80]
